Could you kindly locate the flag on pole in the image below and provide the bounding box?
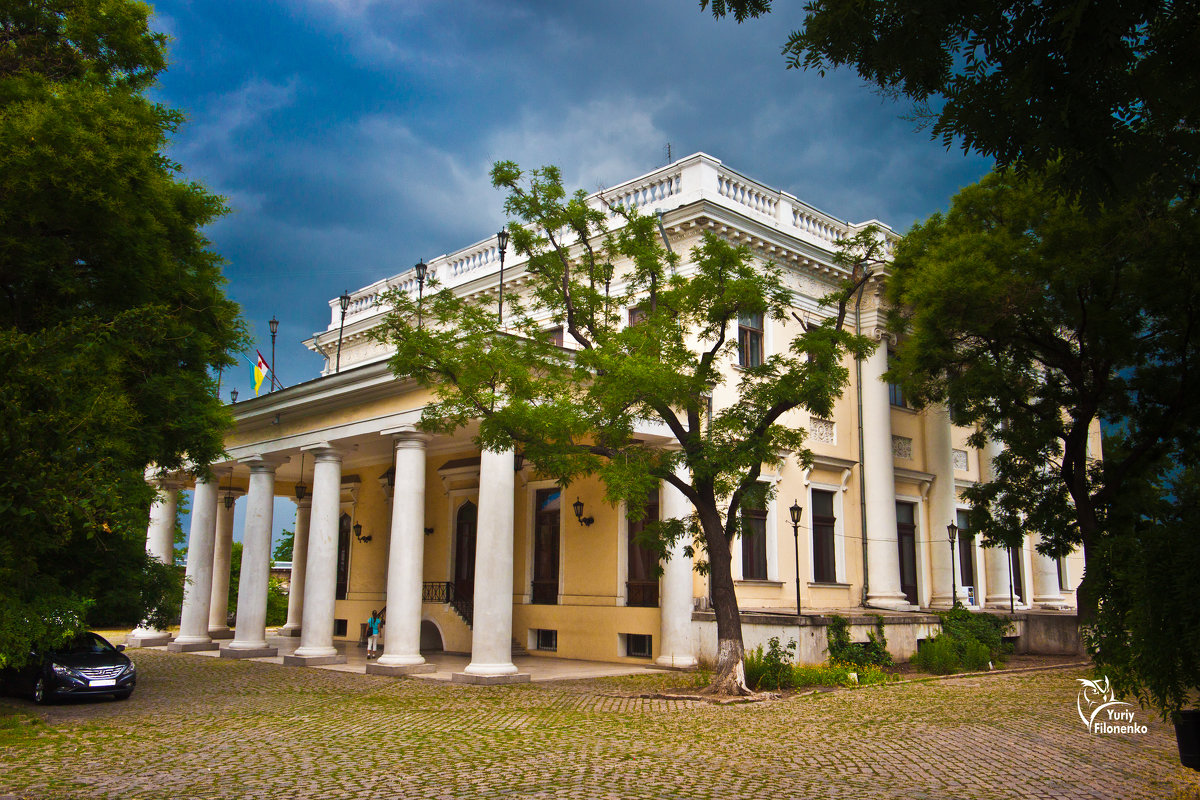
[254,350,270,395]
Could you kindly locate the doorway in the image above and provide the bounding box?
[453,500,477,603]
[896,501,918,606]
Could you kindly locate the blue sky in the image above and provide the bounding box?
[150,0,991,546]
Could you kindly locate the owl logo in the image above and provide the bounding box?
[1076,676,1133,732]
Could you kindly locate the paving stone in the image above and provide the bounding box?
[0,651,1197,799]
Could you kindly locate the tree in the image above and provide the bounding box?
[0,1,244,666]
[703,0,1200,202]
[272,528,295,563]
[376,162,877,693]
[882,168,1200,622]
[224,542,289,628]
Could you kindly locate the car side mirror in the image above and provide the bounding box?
[115,645,126,652]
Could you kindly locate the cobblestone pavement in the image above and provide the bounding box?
[2,651,1197,799]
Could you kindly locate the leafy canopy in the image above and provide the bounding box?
[0,0,244,665]
[703,0,1200,201]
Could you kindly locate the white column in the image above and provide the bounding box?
[278,497,311,637]
[285,446,347,665]
[926,405,958,608]
[657,466,697,668]
[455,447,528,683]
[208,484,241,639]
[223,457,282,657]
[371,429,435,674]
[170,475,220,651]
[1031,533,1069,608]
[861,338,909,608]
[128,480,180,646]
[981,437,1015,608]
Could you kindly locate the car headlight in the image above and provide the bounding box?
[122,662,136,675]
[51,662,75,677]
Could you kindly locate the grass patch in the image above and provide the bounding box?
[913,606,1013,675]
[744,637,897,690]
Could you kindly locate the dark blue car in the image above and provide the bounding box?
[3,632,136,704]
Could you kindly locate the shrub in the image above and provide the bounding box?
[744,636,796,690]
[915,635,960,675]
[914,606,1014,674]
[827,614,893,667]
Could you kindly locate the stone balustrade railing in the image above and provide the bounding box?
[324,153,884,332]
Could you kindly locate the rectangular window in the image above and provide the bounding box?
[628,306,647,327]
[546,326,564,347]
[956,509,975,591]
[1057,557,1068,592]
[811,489,837,583]
[896,501,918,605]
[740,496,768,581]
[532,488,561,604]
[887,350,907,408]
[535,629,557,652]
[738,312,764,367]
[626,633,653,659]
[627,488,660,607]
[335,513,351,600]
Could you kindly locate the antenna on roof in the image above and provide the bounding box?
[665,143,672,164]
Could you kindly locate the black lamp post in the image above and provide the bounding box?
[789,500,803,618]
[268,315,279,391]
[230,388,238,404]
[496,228,509,326]
[414,259,428,328]
[336,290,351,372]
[947,520,959,608]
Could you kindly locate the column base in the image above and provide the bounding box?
[451,671,531,685]
[282,653,347,667]
[220,645,278,659]
[168,640,220,653]
[367,662,437,676]
[1034,600,1073,611]
[655,654,698,669]
[277,625,302,637]
[928,593,956,610]
[125,632,172,648]
[208,628,235,640]
[865,594,918,611]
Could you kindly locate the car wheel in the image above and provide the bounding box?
[33,678,50,705]
[113,689,133,701]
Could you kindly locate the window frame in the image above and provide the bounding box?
[737,311,764,368]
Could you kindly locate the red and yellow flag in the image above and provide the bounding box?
[253,351,270,395]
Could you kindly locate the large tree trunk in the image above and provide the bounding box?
[699,507,751,695]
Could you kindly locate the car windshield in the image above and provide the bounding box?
[54,633,116,656]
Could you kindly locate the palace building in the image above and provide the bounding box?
[128,153,1090,678]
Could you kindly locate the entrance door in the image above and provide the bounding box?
[896,501,918,606]
[454,501,477,603]
[532,488,561,604]
[1010,541,1025,604]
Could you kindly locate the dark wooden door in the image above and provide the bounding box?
[335,513,351,600]
[454,501,477,603]
[896,502,918,605]
[532,488,560,604]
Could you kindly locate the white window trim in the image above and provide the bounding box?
[808,482,846,584]
[734,480,777,581]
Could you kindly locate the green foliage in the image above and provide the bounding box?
[743,635,895,689]
[915,607,1012,675]
[0,1,244,668]
[375,160,877,687]
[703,0,1200,203]
[826,614,893,668]
[224,542,288,627]
[272,529,295,563]
[1086,467,1200,717]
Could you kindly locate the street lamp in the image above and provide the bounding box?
[572,497,594,527]
[335,290,351,372]
[268,315,279,391]
[230,388,238,404]
[414,259,428,328]
[947,520,959,608]
[790,500,803,618]
[496,228,509,326]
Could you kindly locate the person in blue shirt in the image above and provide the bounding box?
[366,610,383,658]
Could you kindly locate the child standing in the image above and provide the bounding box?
[366,609,382,658]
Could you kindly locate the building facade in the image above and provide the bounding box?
[128,154,1091,676]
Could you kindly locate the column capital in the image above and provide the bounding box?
[240,453,291,473]
[871,326,897,346]
[301,442,346,462]
[382,426,430,448]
